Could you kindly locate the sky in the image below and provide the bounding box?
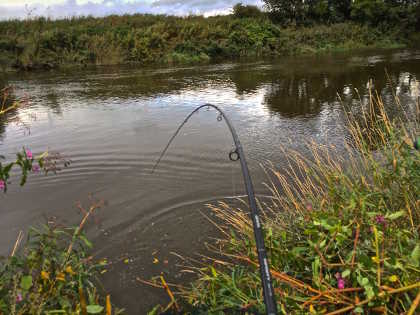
[0,0,264,20]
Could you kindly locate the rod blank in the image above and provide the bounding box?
[152,104,278,315]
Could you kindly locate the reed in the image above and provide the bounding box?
[175,87,419,314]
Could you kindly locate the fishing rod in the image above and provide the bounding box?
[152,104,278,315]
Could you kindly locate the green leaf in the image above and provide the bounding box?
[147,305,161,315]
[86,305,104,314]
[411,244,420,267]
[342,269,351,278]
[292,247,306,255]
[354,306,364,313]
[365,285,375,299]
[79,234,93,248]
[385,210,405,220]
[20,275,33,290]
[361,277,369,286]
[210,266,217,277]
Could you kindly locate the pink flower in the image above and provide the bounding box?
[16,293,23,303]
[375,215,386,226]
[0,180,5,190]
[26,150,33,160]
[338,278,345,290]
[32,164,40,173]
[306,202,313,211]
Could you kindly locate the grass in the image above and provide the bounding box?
[152,87,420,314]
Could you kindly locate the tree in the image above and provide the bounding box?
[233,3,263,19]
[263,0,352,25]
[263,0,308,25]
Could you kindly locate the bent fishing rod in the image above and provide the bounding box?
[152,104,278,315]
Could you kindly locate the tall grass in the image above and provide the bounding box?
[176,88,419,314]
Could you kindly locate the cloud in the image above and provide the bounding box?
[2,0,67,6]
[0,0,264,19]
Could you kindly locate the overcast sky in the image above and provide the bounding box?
[0,0,264,20]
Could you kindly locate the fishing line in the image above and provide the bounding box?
[152,104,278,315]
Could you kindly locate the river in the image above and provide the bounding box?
[1,48,419,312]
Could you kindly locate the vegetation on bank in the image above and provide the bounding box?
[0,199,124,315]
[0,1,419,70]
[145,89,419,314]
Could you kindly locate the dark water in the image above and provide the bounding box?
[1,49,419,313]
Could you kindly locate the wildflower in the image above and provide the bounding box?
[56,272,66,282]
[338,278,345,290]
[41,271,49,280]
[306,202,313,211]
[26,149,33,160]
[335,272,345,289]
[65,265,75,275]
[375,215,386,226]
[32,164,40,173]
[309,304,315,313]
[372,256,380,263]
[389,275,398,282]
[0,180,5,190]
[16,292,23,303]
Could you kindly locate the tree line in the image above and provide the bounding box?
[235,0,420,28]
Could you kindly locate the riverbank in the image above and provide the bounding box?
[0,13,410,71]
[170,90,420,314]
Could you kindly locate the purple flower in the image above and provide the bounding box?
[375,215,386,225]
[0,180,5,190]
[16,293,23,303]
[32,164,40,173]
[26,150,33,160]
[338,278,345,290]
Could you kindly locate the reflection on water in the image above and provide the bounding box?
[0,49,419,313]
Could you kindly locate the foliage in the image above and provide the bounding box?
[232,3,264,19]
[262,0,420,28]
[0,200,122,314]
[177,90,420,313]
[0,148,45,193]
[0,9,411,71]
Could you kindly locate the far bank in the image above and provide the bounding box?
[0,13,416,71]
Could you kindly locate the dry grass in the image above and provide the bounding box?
[170,87,420,314]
